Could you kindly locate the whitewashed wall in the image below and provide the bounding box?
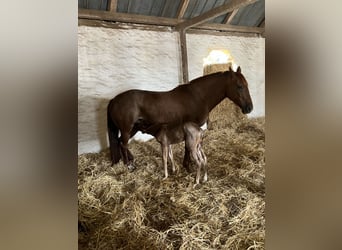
[78,26,265,154]
[187,33,265,118]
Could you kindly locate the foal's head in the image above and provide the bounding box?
[226,66,253,114]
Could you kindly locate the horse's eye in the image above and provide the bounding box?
[237,85,243,90]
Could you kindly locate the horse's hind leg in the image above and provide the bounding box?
[126,126,140,162]
[183,147,191,172]
[120,131,135,171]
[127,149,134,162]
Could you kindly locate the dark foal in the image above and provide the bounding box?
[155,122,207,186]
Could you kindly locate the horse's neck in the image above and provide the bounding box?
[193,74,227,112]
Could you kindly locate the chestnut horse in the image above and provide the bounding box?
[107,66,253,170]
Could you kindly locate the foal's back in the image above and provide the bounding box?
[156,122,202,145]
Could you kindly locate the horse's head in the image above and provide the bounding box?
[226,66,253,114]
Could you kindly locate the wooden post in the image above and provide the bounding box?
[179,29,188,84]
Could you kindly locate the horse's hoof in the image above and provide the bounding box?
[127,164,135,172]
[193,183,199,189]
[162,176,168,181]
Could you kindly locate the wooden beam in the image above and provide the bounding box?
[187,28,261,38]
[177,0,190,19]
[179,29,189,84]
[79,19,263,37]
[78,19,173,32]
[223,8,239,24]
[197,22,264,34]
[78,8,264,35]
[79,9,179,26]
[108,0,117,12]
[176,0,258,31]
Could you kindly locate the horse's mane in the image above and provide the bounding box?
[188,70,229,85]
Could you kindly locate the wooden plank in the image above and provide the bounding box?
[177,0,190,19]
[198,22,264,33]
[187,28,261,37]
[79,8,179,26]
[176,0,258,31]
[259,18,265,27]
[223,8,239,24]
[179,29,189,84]
[78,19,173,32]
[108,0,117,12]
[79,18,264,37]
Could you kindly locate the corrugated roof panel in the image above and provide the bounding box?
[208,0,226,23]
[190,0,209,18]
[161,0,181,18]
[230,0,264,26]
[128,0,141,14]
[117,0,129,12]
[201,0,217,15]
[212,0,226,9]
[79,0,108,10]
[212,13,228,23]
[78,0,86,9]
[183,0,198,19]
[136,0,155,15]
[150,0,167,16]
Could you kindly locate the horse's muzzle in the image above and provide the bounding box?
[242,105,253,114]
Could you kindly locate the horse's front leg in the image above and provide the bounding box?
[161,144,169,180]
[120,132,135,171]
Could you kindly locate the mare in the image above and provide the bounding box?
[155,122,207,186]
[107,66,253,170]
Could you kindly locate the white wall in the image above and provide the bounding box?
[78,26,264,154]
[187,33,265,118]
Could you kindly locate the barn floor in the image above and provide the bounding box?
[78,117,265,249]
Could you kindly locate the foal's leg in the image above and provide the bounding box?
[168,145,177,173]
[192,149,202,187]
[161,143,169,180]
[198,144,208,182]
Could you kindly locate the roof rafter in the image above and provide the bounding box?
[175,0,258,31]
[177,0,190,19]
[223,8,239,24]
[108,0,117,12]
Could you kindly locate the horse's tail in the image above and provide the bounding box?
[107,100,121,164]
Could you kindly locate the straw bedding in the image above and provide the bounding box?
[78,113,265,249]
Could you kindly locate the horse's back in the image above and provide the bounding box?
[109,85,207,128]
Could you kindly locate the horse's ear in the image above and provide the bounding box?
[229,65,233,71]
[237,66,241,73]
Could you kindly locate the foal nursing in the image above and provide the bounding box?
[155,122,207,185]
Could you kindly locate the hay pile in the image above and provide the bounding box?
[78,116,265,249]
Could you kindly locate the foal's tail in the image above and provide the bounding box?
[107,100,121,164]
